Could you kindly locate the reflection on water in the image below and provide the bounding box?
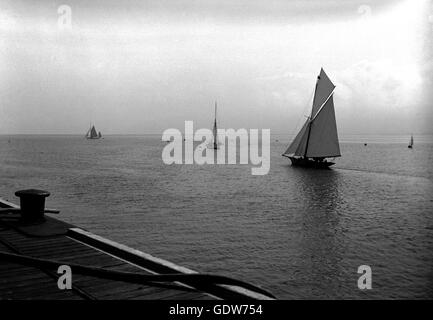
[286,168,345,297]
[293,168,342,211]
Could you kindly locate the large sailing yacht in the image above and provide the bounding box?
[282,68,341,168]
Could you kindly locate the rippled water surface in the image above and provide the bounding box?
[1,134,432,299]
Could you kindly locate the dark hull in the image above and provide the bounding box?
[287,156,335,169]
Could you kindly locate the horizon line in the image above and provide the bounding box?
[1,133,432,136]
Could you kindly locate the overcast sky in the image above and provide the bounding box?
[0,0,432,135]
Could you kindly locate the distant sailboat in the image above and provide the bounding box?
[408,135,413,149]
[85,124,102,139]
[212,101,218,150]
[282,68,341,168]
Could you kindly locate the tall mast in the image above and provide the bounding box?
[303,75,320,158]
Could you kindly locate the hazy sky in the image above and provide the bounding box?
[0,0,432,135]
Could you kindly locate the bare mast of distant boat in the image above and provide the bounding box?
[85,123,102,139]
[282,68,341,168]
[212,101,218,150]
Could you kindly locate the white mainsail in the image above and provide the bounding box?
[283,68,340,158]
[90,126,98,138]
[304,95,340,157]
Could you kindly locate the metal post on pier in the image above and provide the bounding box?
[15,189,50,223]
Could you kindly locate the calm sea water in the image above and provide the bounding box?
[1,134,432,299]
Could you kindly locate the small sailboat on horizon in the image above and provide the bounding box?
[282,68,341,168]
[85,123,102,140]
[408,135,413,149]
[210,101,219,150]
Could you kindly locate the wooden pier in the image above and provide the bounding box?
[0,191,274,300]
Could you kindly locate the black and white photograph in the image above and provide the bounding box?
[0,0,432,312]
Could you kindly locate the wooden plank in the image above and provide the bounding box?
[20,250,114,263]
[14,239,94,251]
[18,246,99,259]
[1,233,74,243]
[119,286,207,300]
[2,285,79,300]
[0,268,49,280]
[82,281,148,297]
[0,276,55,291]
[31,291,84,300]
[97,286,172,300]
[0,264,33,274]
[7,239,84,250]
[101,283,197,300]
[159,291,212,300]
[106,262,151,274]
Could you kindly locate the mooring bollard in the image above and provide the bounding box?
[15,189,50,223]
